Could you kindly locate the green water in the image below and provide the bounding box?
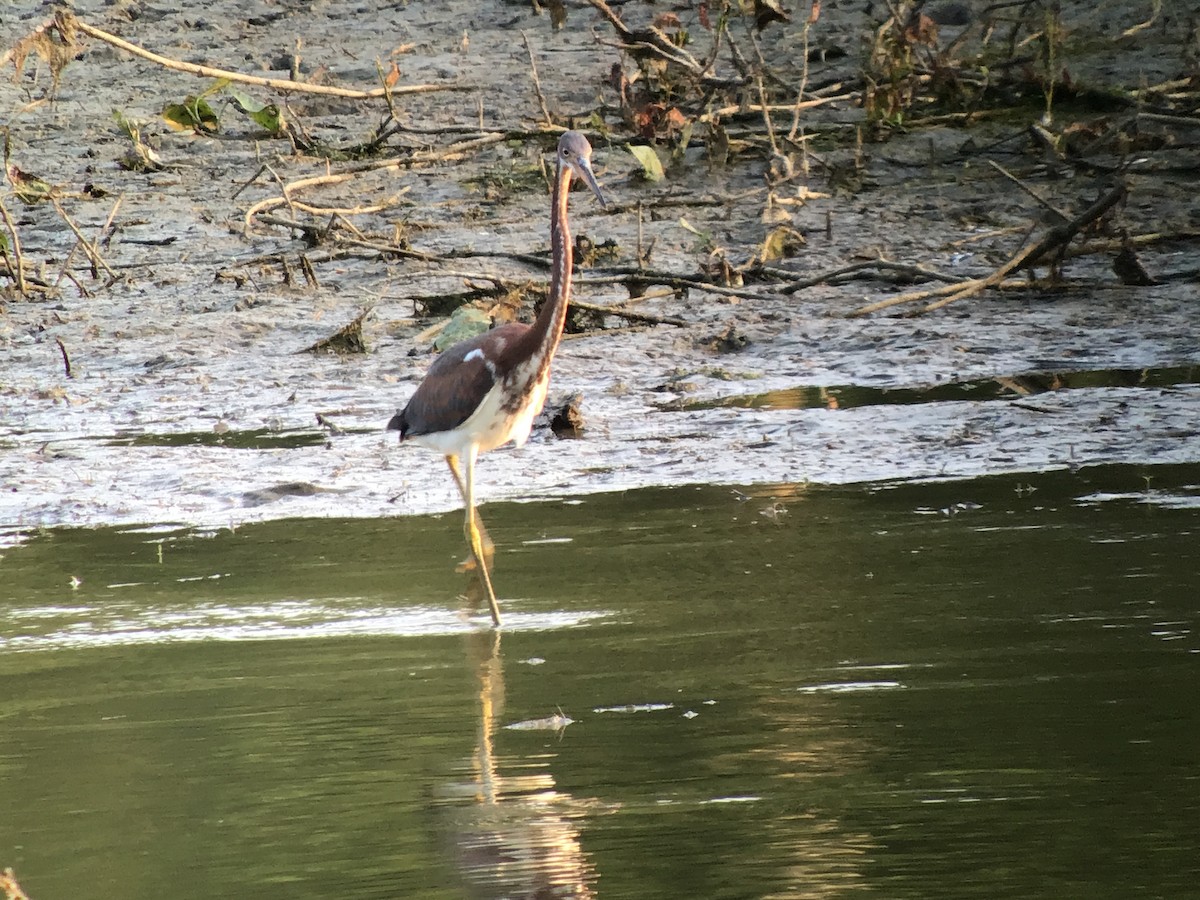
[2,465,1198,898]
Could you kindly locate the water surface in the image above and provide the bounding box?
[2,465,1198,898]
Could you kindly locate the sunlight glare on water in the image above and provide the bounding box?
[0,598,604,651]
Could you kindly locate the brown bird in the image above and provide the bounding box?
[388,131,606,627]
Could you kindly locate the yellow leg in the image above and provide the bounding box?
[446,455,494,567]
[458,447,502,627]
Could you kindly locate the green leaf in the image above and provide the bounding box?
[248,103,284,134]
[112,108,139,141]
[198,78,231,99]
[162,95,220,134]
[227,89,287,135]
[626,144,664,182]
[113,110,165,171]
[678,216,714,252]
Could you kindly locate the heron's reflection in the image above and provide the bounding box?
[443,618,597,898]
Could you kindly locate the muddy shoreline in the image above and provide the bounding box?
[2,0,1199,546]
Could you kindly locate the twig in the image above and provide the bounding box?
[55,336,73,377]
[1063,228,1200,259]
[578,269,777,301]
[50,197,119,281]
[1129,77,1194,98]
[97,193,125,248]
[986,159,1067,221]
[243,136,508,235]
[0,195,27,295]
[948,225,1028,247]
[58,11,466,100]
[1120,0,1161,38]
[231,163,270,201]
[328,235,437,262]
[342,133,507,174]
[521,32,554,126]
[636,200,645,267]
[746,32,779,156]
[788,2,818,143]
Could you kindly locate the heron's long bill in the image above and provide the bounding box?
[575,159,607,209]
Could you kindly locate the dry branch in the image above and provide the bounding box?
[584,0,743,88]
[768,259,967,293]
[568,298,687,327]
[851,181,1128,317]
[521,32,555,126]
[243,134,506,236]
[244,173,410,233]
[578,269,778,302]
[55,11,465,100]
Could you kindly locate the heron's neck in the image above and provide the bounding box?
[529,163,573,356]
[499,162,574,382]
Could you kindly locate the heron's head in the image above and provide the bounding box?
[557,131,606,207]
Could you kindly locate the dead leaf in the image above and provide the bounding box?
[6,164,55,205]
[664,107,689,135]
[754,0,791,31]
[757,225,806,262]
[627,144,664,182]
[903,12,939,47]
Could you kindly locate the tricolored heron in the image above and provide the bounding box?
[388,131,606,627]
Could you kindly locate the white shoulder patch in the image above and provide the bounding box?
[463,349,485,364]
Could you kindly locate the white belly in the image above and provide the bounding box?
[408,372,551,457]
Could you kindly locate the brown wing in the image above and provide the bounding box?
[388,324,527,439]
